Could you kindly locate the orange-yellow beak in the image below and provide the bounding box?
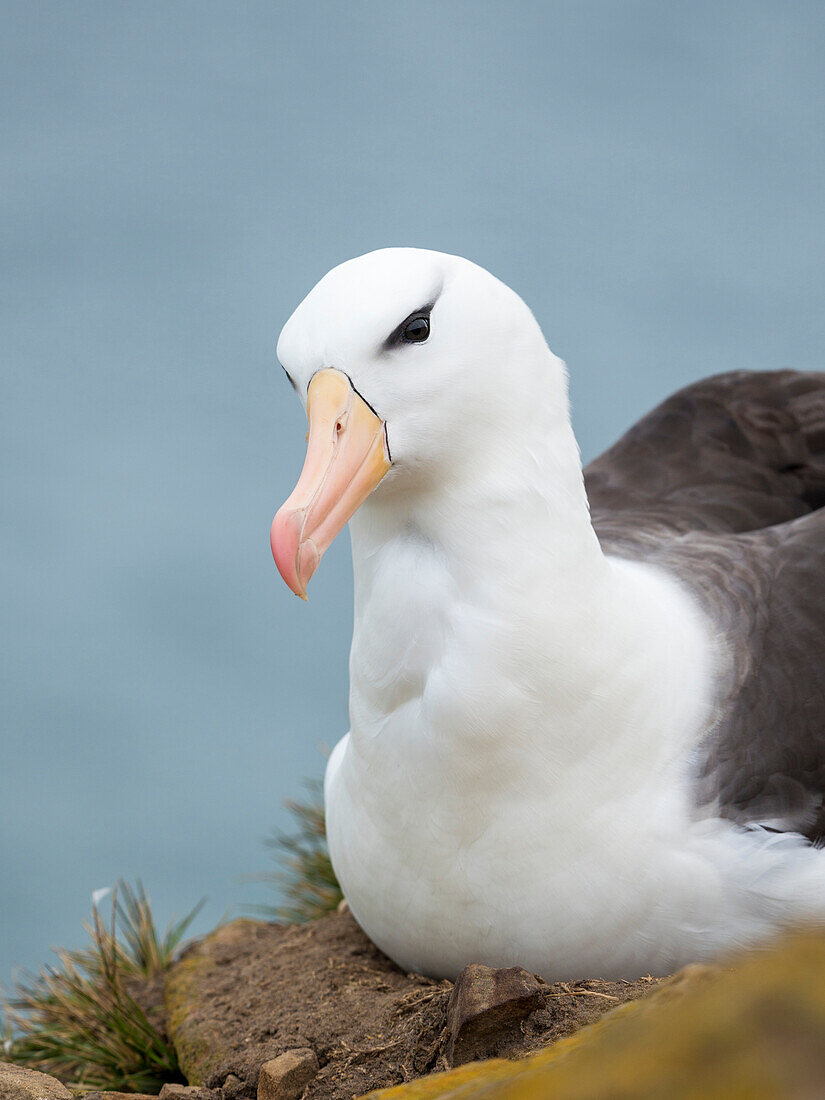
[270,369,392,599]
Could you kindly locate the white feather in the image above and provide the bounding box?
[278,248,825,979]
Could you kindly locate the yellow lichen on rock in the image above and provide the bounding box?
[364,1060,517,1099]
[363,928,825,1099]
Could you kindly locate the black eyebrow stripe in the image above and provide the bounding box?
[381,294,440,352]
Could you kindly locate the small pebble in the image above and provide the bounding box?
[257,1049,319,1100]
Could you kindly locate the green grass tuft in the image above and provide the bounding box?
[252,780,343,923]
[2,881,202,1093]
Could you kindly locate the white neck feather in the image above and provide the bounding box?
[347,349,714,795]
[315,256,825,981]
[352,350,604,601]
[332,357,739,977]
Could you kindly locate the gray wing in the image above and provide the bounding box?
[584,370,825,839]
[585,369,825,540]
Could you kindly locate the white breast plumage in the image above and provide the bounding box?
[271,247,825,979]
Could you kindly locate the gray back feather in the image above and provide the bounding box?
[584,370,825,838]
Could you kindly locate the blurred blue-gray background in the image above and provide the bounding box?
[3,0,825,984]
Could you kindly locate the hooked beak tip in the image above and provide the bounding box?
[271,508,310,600]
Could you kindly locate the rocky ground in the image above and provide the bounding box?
[7,912,825,1099]
[0,906,661,1100]
[160,908,659,1098]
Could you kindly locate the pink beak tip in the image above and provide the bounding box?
[270,369,390,601]
[271,507,309,600]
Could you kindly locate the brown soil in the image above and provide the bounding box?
[163,909,663,1100]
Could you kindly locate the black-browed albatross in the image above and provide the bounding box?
[270,248,825,980]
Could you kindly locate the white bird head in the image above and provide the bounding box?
[271,247,566,598]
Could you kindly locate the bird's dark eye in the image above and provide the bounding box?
[382,304,435,352]
[402,315,430,343]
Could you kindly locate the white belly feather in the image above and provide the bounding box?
[326,549,825,979]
